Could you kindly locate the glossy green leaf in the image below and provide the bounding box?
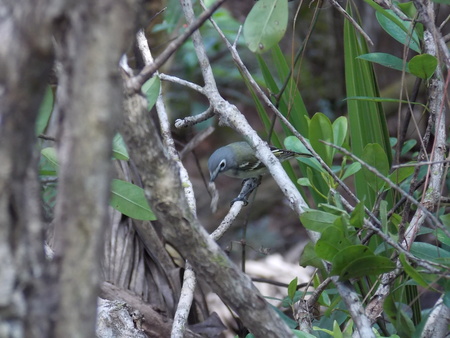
[401,139,417,155]
[41,147,59,169]
[361,143,390,192]
[300,210,338,232]
[112,133,129,161]
[243,0,288,53]
[315,224,352,261]
[358,52,409,72]
[388,166,414,185]
[408,54,438,79]
[110,179,156,221]
[330,244,374,276]
[410,242,450,264]
[399,253,430,289]
[338,255,396,280]
[309,113,334,166]
[142,76,160,111]
[341,162,361,181]
[376,10,421,53]
[332,116,348,148]
[36,86,54,135]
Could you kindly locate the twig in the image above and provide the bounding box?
[175,106,215,128]
[179,126,215,159]
[328,0,373,45]
[171,264,197,338]
[159,73,205,94]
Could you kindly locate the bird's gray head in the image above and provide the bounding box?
[208,145,237,182]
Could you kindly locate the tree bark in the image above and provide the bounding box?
[50,0,138,337]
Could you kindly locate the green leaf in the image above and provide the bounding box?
[388,166,414,185]
[243,0,288,53]
[299,241,323,269]
[36,86,54,135]
[110,179,156,221]
[142,76,161,111]
[376,10,421,53]
[357,52,409,72]
[349,200,365,228]
[300,210,338,232]
[330,245,373,276]
[292,330,316,338]
[332,116,348,148]
[338,255,396,280]
[41,147,59,169]
[297,177,312,187]
[341,162,361,181]
[401,139,417,155]
[410,242,450,264]
[112,133,129,161]
[309,113,334,166]
[408,54,438,79]
[288,277,298,300]
[361,143,390,192]
[399,253,432,289]
[315,224,352,261]
[436,229,450,246]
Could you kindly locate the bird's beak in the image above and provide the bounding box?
[210,168,220,182]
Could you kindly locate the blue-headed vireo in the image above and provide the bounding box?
[208,141,310,182]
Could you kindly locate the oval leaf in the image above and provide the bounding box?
[110,179,156,221]
[300,210,338,232]
[243,0,288,54]
[408,54,438,79]
[376,10,421,53]
[357,52,409,72]
[339,256,396,280]
[330,245,373,276]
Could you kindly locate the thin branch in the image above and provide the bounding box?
[175,106,215,128]
[328,0,374,45]
[159,73,205,94]
[179,126,215,159]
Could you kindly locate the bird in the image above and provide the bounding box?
[208,141,310,182]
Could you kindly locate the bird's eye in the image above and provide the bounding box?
[219,159,226,170]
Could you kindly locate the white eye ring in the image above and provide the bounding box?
[219,159,226,170]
